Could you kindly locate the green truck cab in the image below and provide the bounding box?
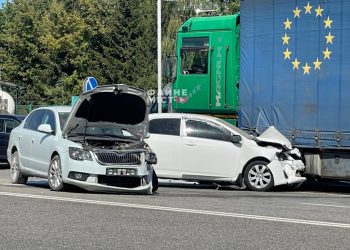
[170,14,240,124]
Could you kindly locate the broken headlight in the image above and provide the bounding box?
[276,152,289,161]
[145,152,157,164]
[69,147,93,161]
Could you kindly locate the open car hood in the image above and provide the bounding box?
[256,126,292,150]
[62,84,150,139]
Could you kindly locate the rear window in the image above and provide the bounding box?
[149,118,181,136]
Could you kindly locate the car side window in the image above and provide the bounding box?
[24,110,45,131]
[41,110,56,132]
[4,120,20,134]
[0,119,4,133]
[185,120,231,141]
[149,118,181,136]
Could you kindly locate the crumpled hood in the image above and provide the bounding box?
[256,126,292,150]
[62,84,150,139]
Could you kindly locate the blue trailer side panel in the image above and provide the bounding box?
[240,0,350,149]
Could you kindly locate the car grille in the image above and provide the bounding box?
[98,176,141,188]
[94,151,142,165]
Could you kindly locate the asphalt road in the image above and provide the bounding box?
[1,167,350,250]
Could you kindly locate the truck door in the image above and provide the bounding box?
[210,32,235,112]
[174,35,211,112]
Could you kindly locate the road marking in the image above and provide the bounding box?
[301,203,350,209]
[298,191,350,198]
[0,192,350,229]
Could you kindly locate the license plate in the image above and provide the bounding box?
[106,168,137,176]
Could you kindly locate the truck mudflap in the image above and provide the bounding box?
[267,158,306,187]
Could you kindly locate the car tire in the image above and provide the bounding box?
[10,151,28,184]
[244,160,274,191]
[48,155,65,191]
[152,170,159,193]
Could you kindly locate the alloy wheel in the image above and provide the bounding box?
[247,164,272,189]
[49,158,62,189]
[10,153,19,183]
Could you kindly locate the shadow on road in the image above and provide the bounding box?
[160,179,350,195]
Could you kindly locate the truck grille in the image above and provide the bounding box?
[95,151,141,165]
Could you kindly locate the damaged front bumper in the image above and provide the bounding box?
[64,177,153,194]
[267,158,306,186]
[61,151,154,194]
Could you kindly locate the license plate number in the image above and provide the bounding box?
[106,168,137,176]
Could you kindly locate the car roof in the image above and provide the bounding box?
[0,114,24,121]
[35,106,72,113]
[149,113,221,123]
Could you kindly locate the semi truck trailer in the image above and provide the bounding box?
[240,0,350,179]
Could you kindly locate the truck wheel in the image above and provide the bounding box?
[48,155,64,191]
[152,170,159,193]
[10,151,28,184]
[244,160,274,191]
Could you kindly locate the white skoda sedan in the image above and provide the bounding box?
[8,85,158,194]
[146,113,306,191]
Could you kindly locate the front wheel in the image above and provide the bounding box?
[10,151,28,184]
[48,155,64,191]
[152,170,158,193]
[244,161,274,191]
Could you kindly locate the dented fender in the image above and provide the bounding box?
[267,157,306,186]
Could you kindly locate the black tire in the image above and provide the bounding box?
[48,155,64,191]
[10,151,28,184]
[244,160,274,191]
[152,170,159,193]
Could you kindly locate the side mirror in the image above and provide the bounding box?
[145,132,150,139]
[38,124,54,134]
[231,134,242,144]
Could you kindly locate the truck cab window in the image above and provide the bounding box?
[181,37,209,75]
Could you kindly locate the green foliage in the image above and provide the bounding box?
[0,0,238,105]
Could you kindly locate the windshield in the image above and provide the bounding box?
[59,112,70,130]
[69,125,138,140]
[218,119,255,140]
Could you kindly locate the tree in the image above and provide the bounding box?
[0,0,239,106]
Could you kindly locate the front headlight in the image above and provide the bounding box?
[287,148,302,158]
[145,152,157,164]
[276,152,289,161]
[69,147,93,161]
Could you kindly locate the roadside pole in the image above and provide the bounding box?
[157,0,162,113]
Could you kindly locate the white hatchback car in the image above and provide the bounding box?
[146,113,306,191]
[8,85,158,194]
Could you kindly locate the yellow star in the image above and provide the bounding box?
[304,2,313,14]
[303,63,311,75]
[283,48,292,60]
[284,18,292,30]
[315,5,324,17]
[293,7,301,18]
[325,32,334,44]
[282,33,290,45]
[323,48,332,60]
[292,58,300,70]
[324,16,333,29]
[313,58,322,70]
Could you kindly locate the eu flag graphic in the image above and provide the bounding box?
[240,0,350,148]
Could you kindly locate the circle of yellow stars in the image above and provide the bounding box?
[282,2,334,75]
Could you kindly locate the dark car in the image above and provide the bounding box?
[0,114,24,164]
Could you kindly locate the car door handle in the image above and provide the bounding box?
[18,136,22,141]
[185,142,196,146]
[31,138,36,143]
